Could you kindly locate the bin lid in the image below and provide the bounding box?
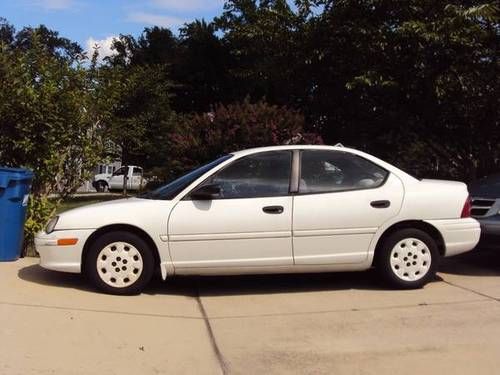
[0,167,34,188]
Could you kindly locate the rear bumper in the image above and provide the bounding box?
[35,229,95,273]
[425,218,481,257]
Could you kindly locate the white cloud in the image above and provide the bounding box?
[150,0,224,11]
[128,11,187,28]
[85,35,118,62]
[34,0,74,10]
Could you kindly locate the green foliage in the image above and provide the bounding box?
[102,63,176,170]
[167,99,322,177]
[215,0,306,106]
[24,195,58,256]
[0,29,110,197]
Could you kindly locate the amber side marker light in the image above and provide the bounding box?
[57,238,78,246]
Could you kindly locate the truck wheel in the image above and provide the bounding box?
[85,231,155,295]
[95,181,107,192]
[376,228,439,289]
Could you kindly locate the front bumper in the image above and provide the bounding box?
[476,216,500,250]
[425,218,481,257]
[35,229,95,273]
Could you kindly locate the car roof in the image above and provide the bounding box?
[231,144,352,157]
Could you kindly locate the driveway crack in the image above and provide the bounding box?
[195,285,229,375]
[441,279,500,302]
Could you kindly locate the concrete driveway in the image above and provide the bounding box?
[1,251,500,375]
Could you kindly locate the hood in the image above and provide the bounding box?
[55,197,174,231]
[94,173,111,181]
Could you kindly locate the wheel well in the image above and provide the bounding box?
[81,224,160,272]
[374,220,445,261]
[96,180,108,186]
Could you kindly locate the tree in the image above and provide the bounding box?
[0,17,15,44]
[215,0,308,107]
[102,63,176,170]
[173,20,231,113]
[103,30,178,171]
[14,24,84,63]
[291,0,500,179]
[0,25,115,245]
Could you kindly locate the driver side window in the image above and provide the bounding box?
[113,167,126,176]
[299,150,388,194]
[203,151,292,199]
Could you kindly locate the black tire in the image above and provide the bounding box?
[375,228,440,289]
[84,231,155,295]
[95,181,108,192]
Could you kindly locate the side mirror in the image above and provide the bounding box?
[190,183,221,200]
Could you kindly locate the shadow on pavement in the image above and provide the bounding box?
[18,264,94,292]
[173,271,388,297]
[20,251,499,297]
[17,264,196,296]
[18,263,393,296]
[439,248,500,277]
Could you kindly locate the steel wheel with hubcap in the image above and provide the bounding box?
[85,231,154,295]
[97,242,144,288]
[376,228,439,289]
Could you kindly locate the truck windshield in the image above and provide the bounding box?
[139,155,233,200]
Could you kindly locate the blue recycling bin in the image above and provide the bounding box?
[0,167,34,261]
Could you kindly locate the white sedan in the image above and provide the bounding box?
[36,146,481,295]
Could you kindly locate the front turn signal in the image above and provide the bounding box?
[57,238,78,246]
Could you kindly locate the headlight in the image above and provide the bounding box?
[45,216,59,234]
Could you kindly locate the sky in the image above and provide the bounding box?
[0,0,226,59]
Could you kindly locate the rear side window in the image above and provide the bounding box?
[205,151,292,199]
[299,150,388,194]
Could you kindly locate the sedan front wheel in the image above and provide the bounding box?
[85,231,155,295]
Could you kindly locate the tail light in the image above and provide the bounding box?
[461,196,472,218]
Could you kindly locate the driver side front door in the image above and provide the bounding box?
[168,151,294,269]
[108,167,126,190]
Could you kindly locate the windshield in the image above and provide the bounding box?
[140,155,233,200]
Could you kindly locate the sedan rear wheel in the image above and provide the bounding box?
[376,228,439,289]
[85,231,154,295]
[389,238,432,282]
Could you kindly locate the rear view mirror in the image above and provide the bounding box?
[190,183,221,200]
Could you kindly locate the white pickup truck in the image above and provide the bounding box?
[92,166,147,192]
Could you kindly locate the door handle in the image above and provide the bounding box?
[262,205,284,214]
[370,200,391,208]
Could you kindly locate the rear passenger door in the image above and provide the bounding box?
[292,150,404,265]
[131,167,143,189]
